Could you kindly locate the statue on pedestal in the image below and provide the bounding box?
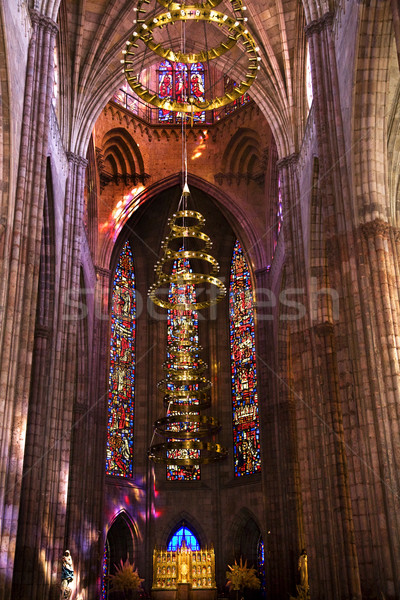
[61,550,74,599]
[298,549,308,589]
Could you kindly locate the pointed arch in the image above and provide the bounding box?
[102,511,138,599]
[229,508,263,566]
[160,512,208,549]
[167,524,201,551]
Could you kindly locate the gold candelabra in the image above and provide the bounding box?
[148,197,227,465]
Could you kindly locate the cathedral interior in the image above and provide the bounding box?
[1,0,400,599]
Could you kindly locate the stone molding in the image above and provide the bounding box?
[392,228,400,243]
[276,152,298,170]
[29,9,58,36]
[313,321,335,338]
[361,219,390,240]
[66,151,89,169]
[304,12,334,38]
[95,265,112,279]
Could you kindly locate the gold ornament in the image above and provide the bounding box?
[123,0,261,114]
[148,198,227,465]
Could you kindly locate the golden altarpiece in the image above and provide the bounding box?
[152,542,216,599]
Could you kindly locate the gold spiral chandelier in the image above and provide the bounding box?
[148,196,228,465]
[121,0,261,115]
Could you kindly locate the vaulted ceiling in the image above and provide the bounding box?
[56,0,309,157]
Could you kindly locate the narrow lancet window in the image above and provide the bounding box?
[106,241,136,477]
[230,240,261,476]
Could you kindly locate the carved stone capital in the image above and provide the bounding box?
[361,219,390,240]
[66,151,89,169]
[277,153,298,171]
[29,9,58,35]
[392,228,400,243]
[313,321,335,338]
[305,11,334,38]
[95,266,112,280]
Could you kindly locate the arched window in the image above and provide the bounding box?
[257,536,266,595]
[274,175,283,252]
[166,252,200,481]
[102,541,109,600]
[167,525,201,551]
[158,61,205,123]
[229,240,261,476]
[306,42,313,109]
[106,241,136,477]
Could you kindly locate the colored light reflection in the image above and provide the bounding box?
[191,131,208,161]
[99,185,145,239]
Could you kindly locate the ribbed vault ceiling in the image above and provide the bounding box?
[56,0,309,157]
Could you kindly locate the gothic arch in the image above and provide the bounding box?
[228,508,262,566]
[0,1,11,324]
[100,127,146,180]
[100,173,268,272]
[352,0,395,223]
[106,510,138,570]
[159,512,207,550]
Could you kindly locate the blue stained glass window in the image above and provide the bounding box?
[230,240,261,476]
[102,542,109,600]
[106,241,135,477]
[168,526,201,551]
[257,536,266,594]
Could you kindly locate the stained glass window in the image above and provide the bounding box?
[102,542,110,600]
[158,62,205,123]
[306,43,313,109]
[274,175,283,252]
[166,252,201,481]
[257,536,266,594]
[168,526,201,551]
[223,75,250,115]
[230,240,261,476]
[159,60,174,123]
[189,63,205,123]
[106,241,135,477]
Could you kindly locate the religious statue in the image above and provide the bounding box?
[298,549,308,589]
[61,550,74,599]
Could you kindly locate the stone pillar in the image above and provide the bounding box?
[10,152,88,600]
[304,8,399,598]
[254,261,304,600]
[357,220,400,598]
[0,10,57,600]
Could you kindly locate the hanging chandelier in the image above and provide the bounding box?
[121,0,250,466]
[121,0,262,116]
[148,194,228,465]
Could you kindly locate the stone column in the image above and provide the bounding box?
[255,260,304,600]
[305,8,400,598]
[0,10,57,600]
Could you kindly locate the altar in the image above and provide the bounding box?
[151,542,217,600]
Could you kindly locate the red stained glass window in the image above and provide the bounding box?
[106,241,135,477]
[230,240,261,476]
